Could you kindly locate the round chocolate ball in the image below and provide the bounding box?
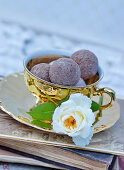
[49,58,81,86]
[30,63,50,81]
[71,50,98,80]
[74,78,86,87]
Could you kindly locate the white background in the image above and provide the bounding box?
[0,0,124,51]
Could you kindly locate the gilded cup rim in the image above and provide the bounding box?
[23,49,104,89]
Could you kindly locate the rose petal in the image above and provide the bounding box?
[69,93,92,108]
[79,125,91,138]
[52,107,61,121]
[72,127,94,148]
[52,93,94,147]
[60,99,76,109]
[52,122,64,133]
[85,109,95,126]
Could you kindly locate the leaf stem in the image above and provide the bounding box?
[46,93,58,106]
[93,95,103,126]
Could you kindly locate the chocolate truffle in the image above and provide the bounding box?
[30,63,50,81]
[49,58,81,86]
[74,78,86,87]
[71,50,98,80]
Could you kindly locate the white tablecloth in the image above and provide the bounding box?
[0,21,124,97]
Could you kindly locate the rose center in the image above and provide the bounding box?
[64,116,77,130]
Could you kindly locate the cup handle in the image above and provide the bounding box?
[94,87,115,110]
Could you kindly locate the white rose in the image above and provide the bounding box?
[52,93,95,147]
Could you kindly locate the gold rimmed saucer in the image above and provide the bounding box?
[0,73,120,134]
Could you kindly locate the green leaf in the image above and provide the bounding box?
[99,96,103,105]
[91,96,103,112]
[58,95,70,106]
[32,120,52,129]
[91,101,100,112]
[92,96,103,125]
[27,102,56,120]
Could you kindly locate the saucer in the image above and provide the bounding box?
[0,73,120,134]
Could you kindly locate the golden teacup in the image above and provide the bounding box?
[24,49,115,110]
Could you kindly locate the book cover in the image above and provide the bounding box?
[0,140,112,170]
[60,147,113,165]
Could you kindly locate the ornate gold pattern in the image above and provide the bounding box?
[0,73,119,135]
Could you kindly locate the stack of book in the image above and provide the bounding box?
[0,139,117,170]
[0,99,122,170]
[0,74,123,169]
